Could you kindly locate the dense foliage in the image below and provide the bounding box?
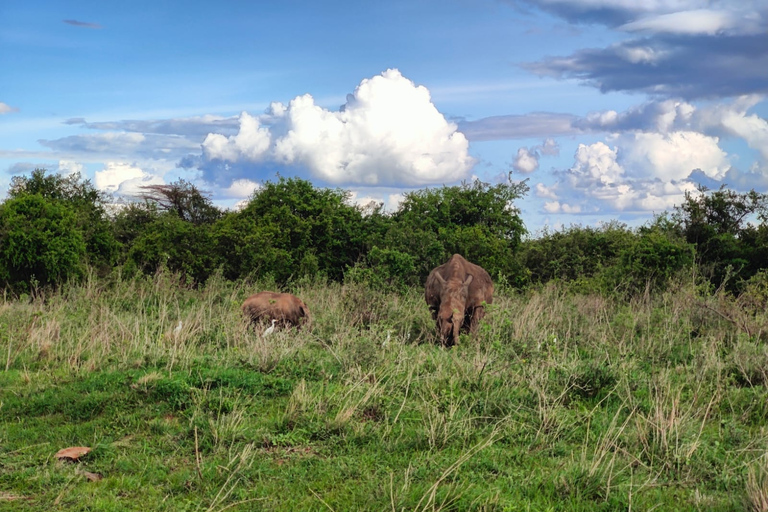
[2,169,768,296]
[671,186,768,291]
[0,194,86,290]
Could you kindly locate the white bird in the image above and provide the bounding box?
[263,319,277,337]
[173,321,183,337]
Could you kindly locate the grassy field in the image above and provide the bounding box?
[2,271,768,511]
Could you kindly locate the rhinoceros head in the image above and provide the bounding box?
[435,273,473,345]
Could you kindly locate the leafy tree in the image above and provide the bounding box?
[112,202,162,247]
[220,177,369,282]
[125,214,216,283]
[519,222,636,284]
[379,178,529,283]
[8,169,119,270]
[612,221,694,295]
[672,186,768,290]
[345,246,417,292]
[211,212,295,282]
[115,181,222,282]
[138,179,222,225]
[9,169,104,205]
[0,194,86,291]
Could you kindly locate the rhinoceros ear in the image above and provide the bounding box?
[463,274,474,286]
[434,272,446,285]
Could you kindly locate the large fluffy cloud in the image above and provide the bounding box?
[513,147,540,173]
[620,131,729,180]
[218,178,260,199]
[199,69,474,186]
[202,112,271,163]
[541,140,704,213]
[463,96,766,171]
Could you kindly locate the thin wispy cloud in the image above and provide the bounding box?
[65,115,240,138]
[519,0,768,100]
[0,103,19,115]
[526,35,768,100]
[63,19,102,29]
[460,112,579,141]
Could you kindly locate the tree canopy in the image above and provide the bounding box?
[3,168,768,298]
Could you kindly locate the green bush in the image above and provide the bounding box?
[126,214,217,283]
[345,246,417,292]
[212,213,295,282]
[8,169,119,271]
[112,202,162,247]
[379,178,529,283]
[216,177,369,282]
[611,223,694,295]
[672,186,768,291]
[519,222,635,284]
[0,194,87,291]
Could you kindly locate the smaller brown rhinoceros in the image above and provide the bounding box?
[241,291,311,330]
[425,254,493,346]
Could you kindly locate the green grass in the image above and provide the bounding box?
[2,271,768,511]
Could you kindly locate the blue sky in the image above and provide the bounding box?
[1,0,767,233]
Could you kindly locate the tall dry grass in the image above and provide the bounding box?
[3,269,768,508]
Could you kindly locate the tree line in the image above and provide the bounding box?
[2,168,768,297]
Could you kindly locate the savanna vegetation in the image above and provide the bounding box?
[2,169,768,510]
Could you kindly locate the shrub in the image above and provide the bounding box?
[0,194,86,291]
[672,186,768,291]
[380,178,529,283]
[611,223,694,295]
[345,247,417,292]
[8,169,119,272]
[126,214,217,283]
[519,221,635,285]
[226,177,369,282]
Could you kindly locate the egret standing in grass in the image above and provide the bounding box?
[262,319,277,338]
[173,321,182,338]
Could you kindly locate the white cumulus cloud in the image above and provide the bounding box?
[202,112,271,162]
[512,139,560,174]
[535,182,559,199]
[621,131,729,180]
[513,147,539,173]
[571,141,625,185]
[200,69,474,187]
[544,201,582,213]
[547,138,715,214]
[219,178,260,199]
[691,96,768,162]
[94,162,164,196]
[57,160,84,176]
